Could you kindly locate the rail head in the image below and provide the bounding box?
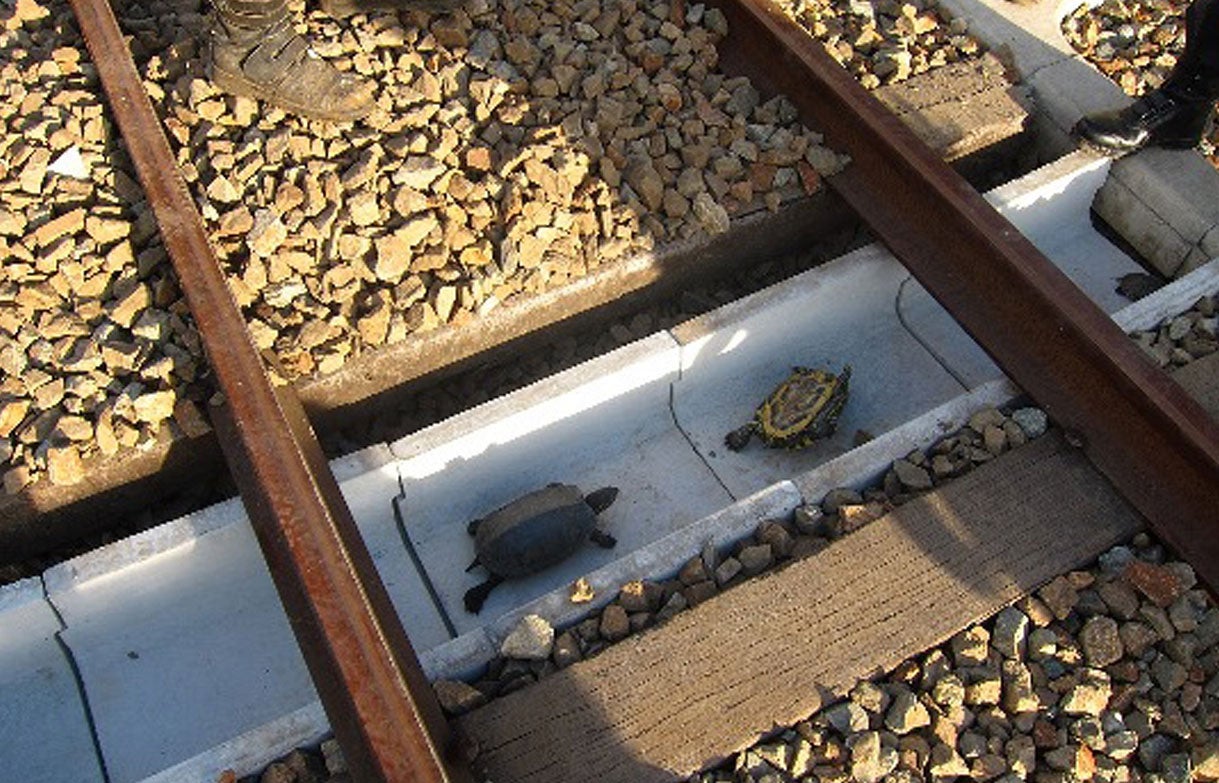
[64,0,472,779]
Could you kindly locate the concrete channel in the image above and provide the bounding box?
[2,146,1216,782]
[5,0,1219,778]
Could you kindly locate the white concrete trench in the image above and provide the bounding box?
[6,151,1219,783]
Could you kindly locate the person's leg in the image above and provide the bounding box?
[1073,0,1217,154]
[210,0,374,122]
[1181,0,1219,90]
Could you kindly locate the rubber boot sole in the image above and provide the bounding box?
[212,63,373,123]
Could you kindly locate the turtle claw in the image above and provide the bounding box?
[466,517,483,536]
[724,425,754,452]
[589,529,617,549]
[463,575,504,614]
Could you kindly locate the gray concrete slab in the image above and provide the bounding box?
[45,463,448,783]
[1095,150,1219,278]
[669,244,968,500]
[0,577,105,783]
[898,152,1143,387]
[389,333,734,632]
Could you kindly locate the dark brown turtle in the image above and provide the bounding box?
[463,483,618,614]
[725,365,852,451]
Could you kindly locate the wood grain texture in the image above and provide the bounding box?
[459,432,1144,783]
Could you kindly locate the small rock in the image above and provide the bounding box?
[825,701,870,734]
[1038,575,1079,620]
[1060,668,1111,716]
[885,690,931,734]
[714,557,743,586]
[738,544,774,575]
[1125,559,1186,607]
[893,458,933,491]
[552,631,582,669]
[928,742,969,777]
[1010,407,1047,439]
[991,606,1029,659]
[570,578,595,603]
[600,604,630,642]
[849,731,898,782]
[500,614,554,660]
[1079,615,1123,667]
[433,679,487,715]
[950,626,989,666]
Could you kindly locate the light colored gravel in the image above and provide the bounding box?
[0,0,850,492]
[1129,293,1218,369]
[775,0,984,88]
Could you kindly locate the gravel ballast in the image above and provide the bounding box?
[1,0,850,492]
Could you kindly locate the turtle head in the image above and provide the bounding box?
[584,486,619,514]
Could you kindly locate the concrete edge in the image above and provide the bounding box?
[328,443,397,482]
[669,243,894,347]
[388,331,682,464]
[0,575,47,617]
[1094,151,1219,279]
[140,702,329,783]
[41,496,247,595]
[1112,257,1219,332]
[793,378,1021,501]
[41,446,396,594]
[983,149,1108,211]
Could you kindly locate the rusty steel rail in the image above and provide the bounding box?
[61,0,1219,776]
[65,0,472,780]
[713,0,1219,588]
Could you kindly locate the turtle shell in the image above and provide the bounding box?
[472,483,598,578]
[753,365,851,448]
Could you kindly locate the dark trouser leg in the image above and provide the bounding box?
[1073,0,1217,154]
[209,0,374,122]
[1177,0,1219,92]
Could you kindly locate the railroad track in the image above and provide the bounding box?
[5,0,1219,779]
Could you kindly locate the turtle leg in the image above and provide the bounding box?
[584,486,619,514]
[589,529,617,549]
[463,575,504,614]
[724,424,755,452]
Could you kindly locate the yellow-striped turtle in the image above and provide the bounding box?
[724,365,851,451]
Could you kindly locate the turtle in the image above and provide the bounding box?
[463,483,619,614]
[724,365,852,451]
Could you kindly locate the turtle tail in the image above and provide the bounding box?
[584,486,619,514]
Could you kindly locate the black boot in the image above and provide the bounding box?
[1072,77,1215,155]
[1074,0,1218,155]
[209,0,374,122]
